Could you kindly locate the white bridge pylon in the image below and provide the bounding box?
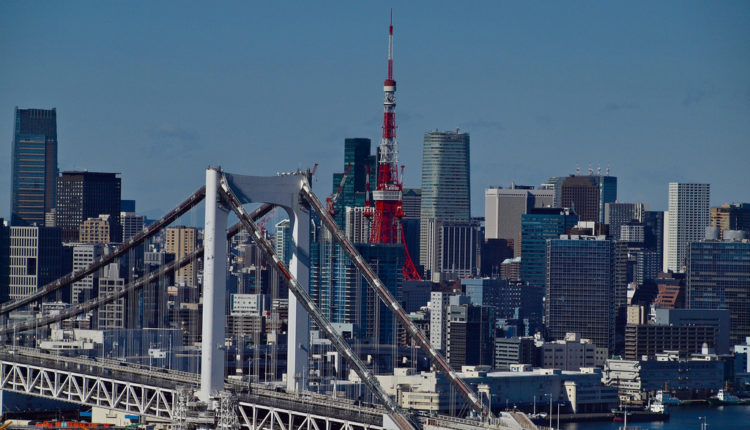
[201,168,311,401]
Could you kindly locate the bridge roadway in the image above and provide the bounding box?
[0,348,535,430]
[0,347,389,429]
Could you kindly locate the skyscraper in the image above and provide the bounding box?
[165,226,197,287]
[331,138,376,229]
[9,225,69,300]
[560,174,617,223]
[664,183,710,272]
[56,171,122,243]
[11,108,58,226]
[604,202,645,240]
[546,235,627,352]
[484,185,554,254]
[520,208,578,287]
[687,237,750,345]
[420,130,471,279]
[711,203,750,234]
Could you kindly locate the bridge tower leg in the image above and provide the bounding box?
[215,171,310,393]
[200,168,229,402]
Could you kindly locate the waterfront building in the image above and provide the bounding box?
[664,183,710,272]
[603,352,725,402]
[374,366,618,414]
[494,337,538,370]
[540,333,608,371]
[11,108,58,226]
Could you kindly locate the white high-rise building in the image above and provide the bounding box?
[428,291,451,352]
[664,183,710,272]
[71,243,106,304]
[345,206,372,244]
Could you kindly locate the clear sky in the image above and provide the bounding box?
[1,1,749,220]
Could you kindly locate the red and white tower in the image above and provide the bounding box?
[367,12,421,281]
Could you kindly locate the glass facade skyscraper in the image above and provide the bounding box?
[520,208,578,287]
[546,236,627,352]
[11,108,58,226]
[331,138,376,229]
[687,239,750,345]
[560,174,617,223]
[420,130,471,278]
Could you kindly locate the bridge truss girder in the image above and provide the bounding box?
[0,359,176,420]
[237,401,384,430]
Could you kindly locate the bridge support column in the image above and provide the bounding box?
[200,168,229,403]
[221,172,310,393]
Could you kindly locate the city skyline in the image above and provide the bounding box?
[1,2,749,220]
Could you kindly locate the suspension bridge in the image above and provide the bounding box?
[0,168,538,430]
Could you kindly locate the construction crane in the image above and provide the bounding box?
[326,163,352,216]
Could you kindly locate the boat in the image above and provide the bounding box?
[708,389,742,406]
[647,398,665,414]
[655,390,681,405]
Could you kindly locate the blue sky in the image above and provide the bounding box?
[1,1,749,220]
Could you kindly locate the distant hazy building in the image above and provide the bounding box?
[447,303,495,369]
[605,202,645,240]
[56,171,122,243]
[711,203,750,234]
[98,262,125,329]
[520,208,578,287]
[273,219,292,266]
[121,210,145,242]
[0,220,10,302]
[402,188,422,220]
[71,243,106,304]
[484,185,554,254]
[560,174,617,223]
[420,130,470,278]
[344,206,371,244]
[79,214,112,243]
[687,236,750,345]
[330,138,376,229]
[11,108,58,226]
[165,226,197,287]
[9,226,68,300]
[429,291,452,352]
[546,235,627,352]
[664,183,710,272]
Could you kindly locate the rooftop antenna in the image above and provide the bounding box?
[576,166,580,176]
[597,165,601,176]
[606,165,610,176]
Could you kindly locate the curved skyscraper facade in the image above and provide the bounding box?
[419,130,471,279]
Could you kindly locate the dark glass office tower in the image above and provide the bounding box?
[520,208,578,287]
[56,171,122,242]
[331,138,376,229]
[560,174,617,223]
[11,108,58,226]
